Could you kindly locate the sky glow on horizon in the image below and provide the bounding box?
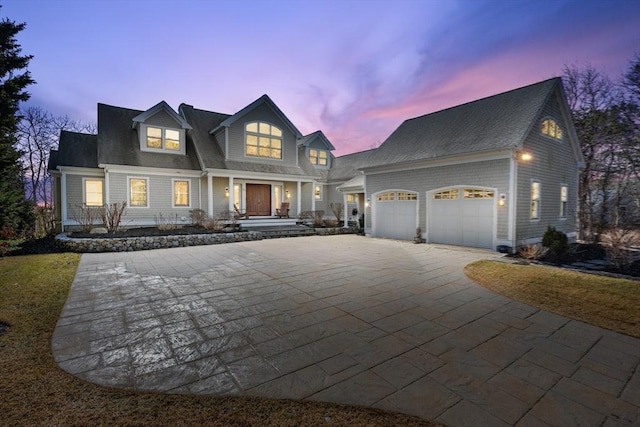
[3,0,639,156]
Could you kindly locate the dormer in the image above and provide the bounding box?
[132,101,192,155]
[298,130,335,169]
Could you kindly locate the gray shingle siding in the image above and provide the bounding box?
[516,93,579,243]
[226,105,298,167]
[365,159,511,239]
[146,109,182,128]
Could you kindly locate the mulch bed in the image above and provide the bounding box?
[68,226,244,239]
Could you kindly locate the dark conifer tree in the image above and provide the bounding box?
[0,9,35,233]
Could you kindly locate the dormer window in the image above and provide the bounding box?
[541,119,562,140]
[140,125,185,154]
[310,149,327,166]
[146,126,181,151]
[245,121,282,159]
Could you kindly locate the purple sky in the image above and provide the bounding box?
[3,0,639,156]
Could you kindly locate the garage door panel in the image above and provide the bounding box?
[429,189,494,249]
[373,192,417,241]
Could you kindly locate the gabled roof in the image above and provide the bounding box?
[211,94,303,138]
[48,130,98,170]
[131,101,192,129]
[97,103,201,170]
[297,130,336,151]
[363,78,564,168]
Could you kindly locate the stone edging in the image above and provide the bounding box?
[55,227,357,253]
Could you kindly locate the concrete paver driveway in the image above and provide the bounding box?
[53,235,640,426]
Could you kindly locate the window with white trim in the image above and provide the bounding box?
[541,118,562,140]
[560,185,568,218]
[346,194,359,203]
[309,149,328,166]
[84,178,104,207]
[245,121,282,159]
[129,177,149,207]
[173,179,190,207]
[397,192,417,201]
[146,126,181,151]
[531,181,540,219]
[314,185,323,201]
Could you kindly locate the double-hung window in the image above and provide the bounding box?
[173,179,190,207]
[314,185,323,200]
[84,178,104,207]
[129,177,149,207]
[310,149,327,166]
[531,182,540,220]
[146,126,181,151]
[560,185,568,218]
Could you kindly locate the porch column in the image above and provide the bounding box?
[228,176,234,212]
[311,181,316,211]
[207,174,213,217]
[343,193,348,228]
[297,181,302,216]
[60,171,67,232]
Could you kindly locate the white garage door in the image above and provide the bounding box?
[373,191,418,240]
[429,188,495,248]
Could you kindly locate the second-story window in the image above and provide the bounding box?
[541,119,562,140]
[146,126,181,151]
[310,149,327,166]
[245,122,282,159]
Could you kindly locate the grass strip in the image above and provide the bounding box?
[465,260,640,337]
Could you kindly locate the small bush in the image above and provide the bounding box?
[203,217,224,231]
[542,226,569,260]
[101,202,127,233]
[601,228,640,272]
[70,204,102,233]
[312,210,325,227]
[155,213,181,231]
[324,219,339,227]
[518,243,549,260]
[189,209,208,227]
[330,203,343,222]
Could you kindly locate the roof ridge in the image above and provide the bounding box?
[405,77,560,123]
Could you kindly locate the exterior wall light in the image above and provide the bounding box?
[519,152,533,162]
[498,193,506,207]
[365,198,370,208]
[224,187,229,197]
[286,190,291,199]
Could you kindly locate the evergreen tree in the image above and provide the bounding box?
[0,10,35,233]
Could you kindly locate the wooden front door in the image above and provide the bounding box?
[246,184,271,216]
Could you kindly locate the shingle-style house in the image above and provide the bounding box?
[49,77,583,251]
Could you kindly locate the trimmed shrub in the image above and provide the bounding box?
[542,226,569,260]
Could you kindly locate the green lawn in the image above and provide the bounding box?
[0,253,438,427]
[465,260,640,337]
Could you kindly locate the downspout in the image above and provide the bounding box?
[60,170,67,233]
[508,151,518,252]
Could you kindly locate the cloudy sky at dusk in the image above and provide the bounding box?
[3,0,639,156]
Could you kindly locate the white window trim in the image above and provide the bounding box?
[244,121,283,161]
[128,176,150,208]
[309,148,328,166]
[540,117,563,141]
[315,184,324,201]
[531,181,541,220]
[560,184,568,219]
[139,124,186,155]
[82,177,104,207]
[172,178,191,208]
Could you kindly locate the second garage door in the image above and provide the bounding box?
[428,187,495,249]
